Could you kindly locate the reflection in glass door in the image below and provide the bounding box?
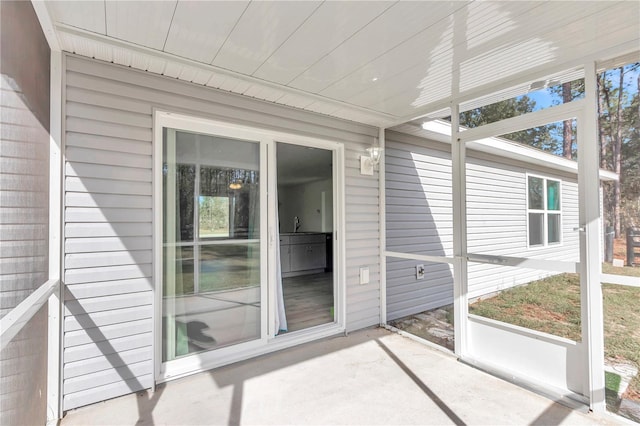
[162,128,262,362]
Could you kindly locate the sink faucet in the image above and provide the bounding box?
[294,216,301,233]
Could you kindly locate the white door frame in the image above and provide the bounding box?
[153,111,346,383]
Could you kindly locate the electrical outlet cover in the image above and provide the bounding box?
[416,264,425,280]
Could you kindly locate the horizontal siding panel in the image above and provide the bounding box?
[0,106,42,129]
[0,157,47,175]
[63,374,152,410]
[1,123,47,142]
[64,305,153,332]
[64,332,152,363]
[65,264,152,285]
[0,256,47,275]
[66,102,151,128]
[0,207,48,225]
[65,207,152,223]
[0,140,48,160]
[0,224,47,240]
[65,250,153,269]
[66,162,151,182]
[65,192,152,209]
[63,360,152,395]
[65,291,151,315]
[65,176,151,196]
[65,222,152,238]
[65,278,152,300]
[0,240,47,258]
[0,173,48,191]
[63,346,152,380]
[66,132,151,156]
[66,117,151,142]
[64,319,153,347]
[0,273,48,292]
[66,86,151,114]
[65,236,152,254]
[65,146,152,170]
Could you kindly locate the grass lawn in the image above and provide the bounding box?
[470,264,640,401]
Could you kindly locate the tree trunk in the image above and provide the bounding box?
[613,67,624,238]
[562,82,573,159]
[597,75,608,169]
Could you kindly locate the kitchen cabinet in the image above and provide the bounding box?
[279,233,326,277]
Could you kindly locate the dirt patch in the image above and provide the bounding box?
[508,303,568,323]
[614,238,627,260]
[624,387,640,401]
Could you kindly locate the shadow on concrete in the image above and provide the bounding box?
[375,338,466,425]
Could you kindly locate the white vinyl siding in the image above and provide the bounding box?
[62,54,380,410]
[384,131,580,320]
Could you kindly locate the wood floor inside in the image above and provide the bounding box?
[282,272,334,333]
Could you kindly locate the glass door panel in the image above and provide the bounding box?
[275,142,335,333]
[163,128,262,362]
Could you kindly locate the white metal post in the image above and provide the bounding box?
[378,127,387,325]
[581,62,606,412]
[46,50,63,424]
[451,103,469,357]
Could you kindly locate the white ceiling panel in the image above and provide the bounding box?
[212,1,321,75]
[336,0,623,115]
[47,0,106,34]
[321,1,541,104]
[48,1,640,127]
[252,1,393,85]
[320,14,457,102]
[105,0,177,50]
[288,1,468,94]
[163,1,249,64]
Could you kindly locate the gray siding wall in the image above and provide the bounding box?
[385,131,580,321]
[0,1,50,425]
[385,132,454,320]
[62,54,381,410]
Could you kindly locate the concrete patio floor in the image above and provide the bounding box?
[61,327,619,425]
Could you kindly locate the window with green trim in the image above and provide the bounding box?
[527,175,561,247]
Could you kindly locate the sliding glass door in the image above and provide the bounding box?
[156,113,345,380]
[162,128,263,363]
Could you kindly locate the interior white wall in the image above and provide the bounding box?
[278,178,333,233]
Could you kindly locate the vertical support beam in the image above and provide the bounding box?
[451,104,469,357]
[581,62,605,412]
[378,127,387,325]
[46,50,62,425]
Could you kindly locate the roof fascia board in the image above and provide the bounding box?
[55,24,397,127]
[389,39,640,128]
[31,0,61,51]
[597,51,640,71]
[403,120,616,181]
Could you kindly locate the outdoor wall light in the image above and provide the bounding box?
[360,137,382,176]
